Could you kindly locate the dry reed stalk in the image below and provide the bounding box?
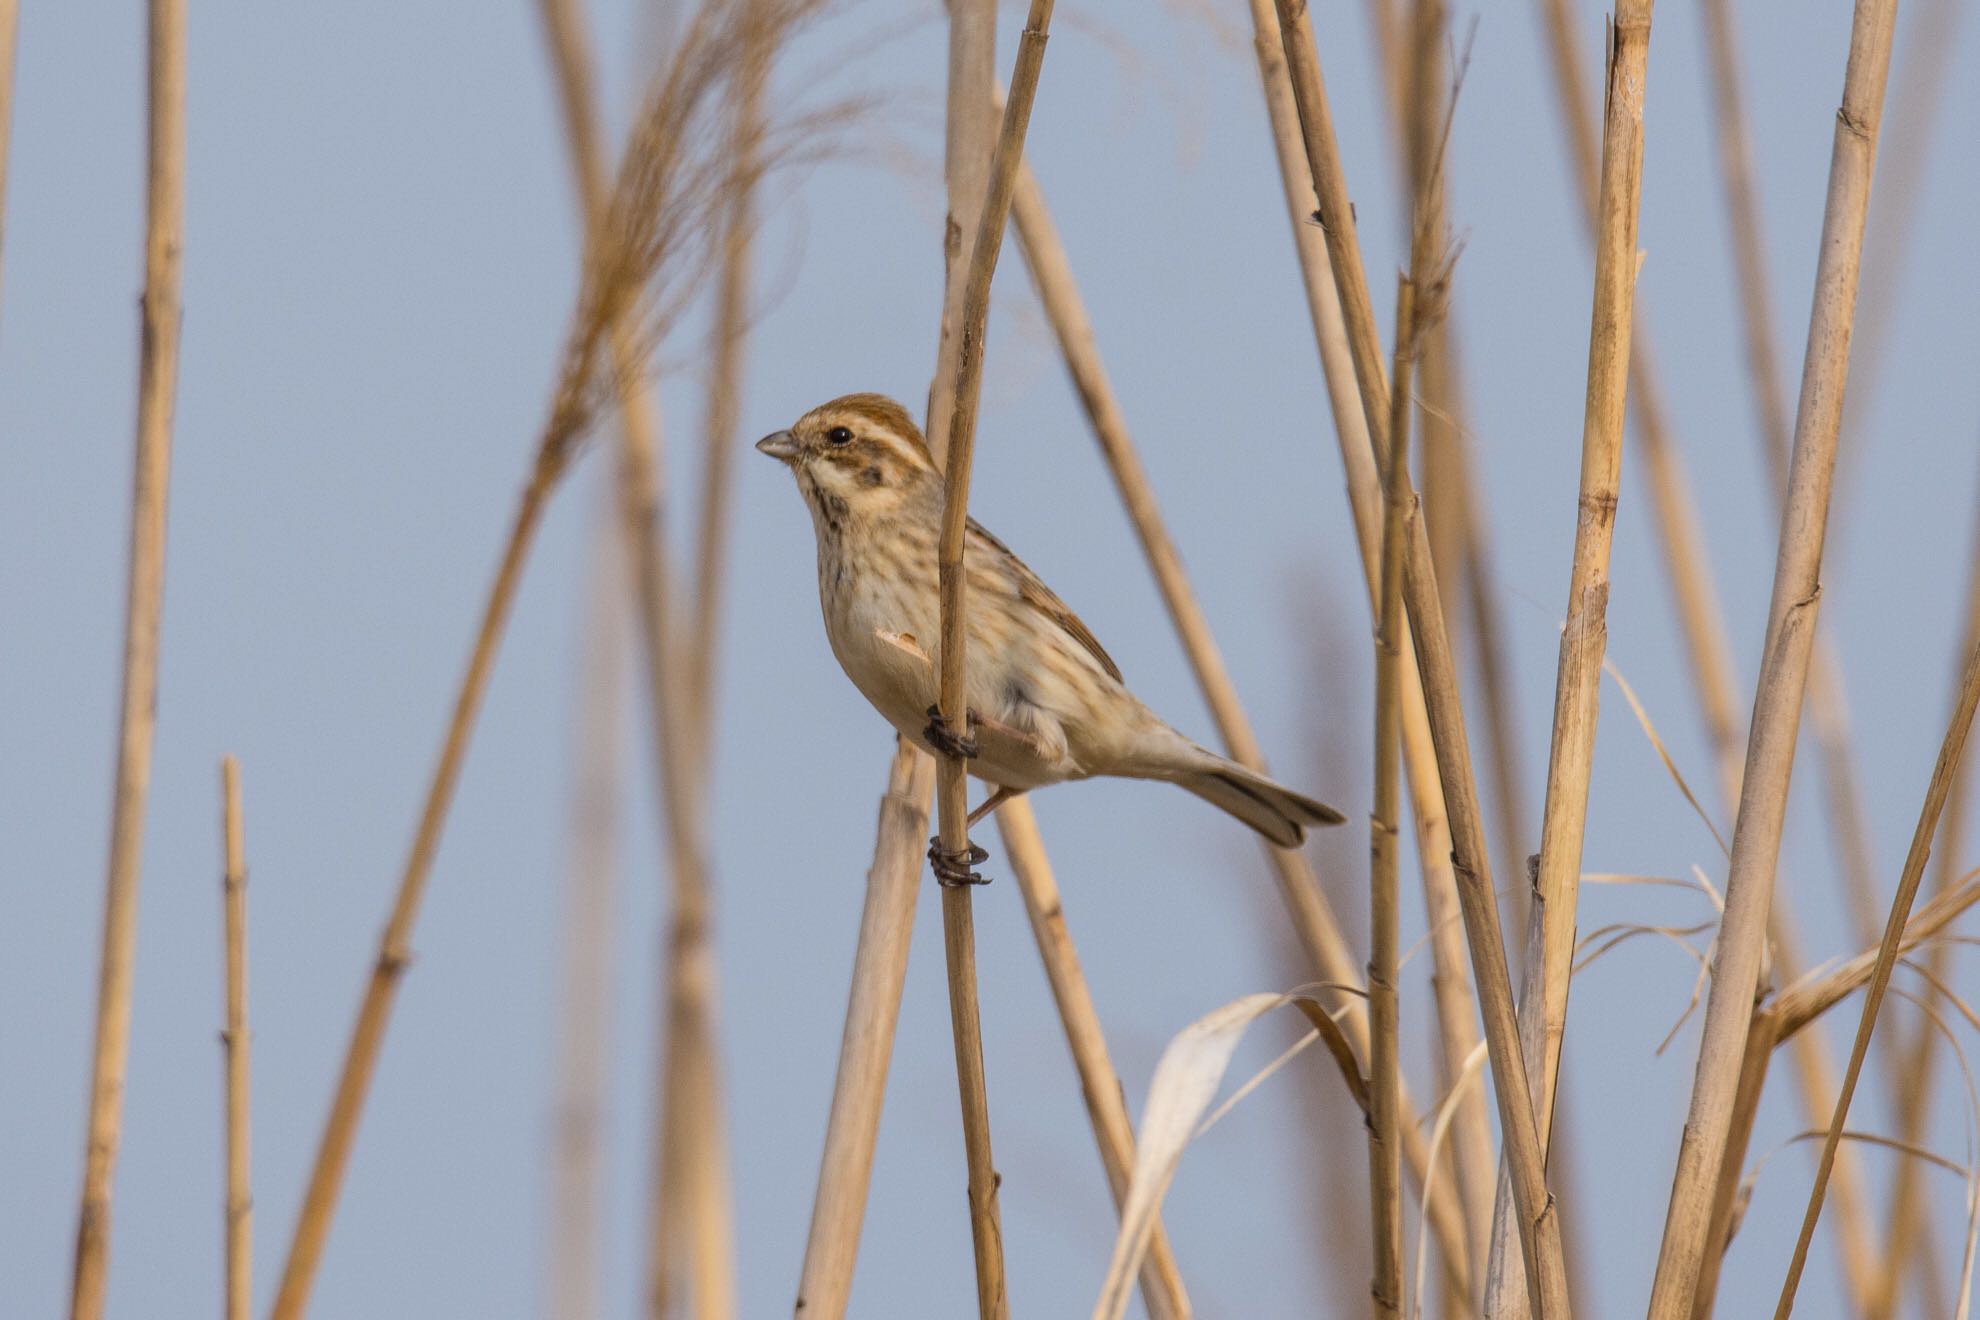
[1775,635,1980,1314]
[686,9,767,763]
[219,758,251,1320]
[70,2,183,1313]
[1538,0,1884,1296]
[994,799,1191,1320]
[1866,497,1980,1319]
[534,2,756,1314]
[1484,7,1653,1312]
[0,0,17,313]
[793,743,934,1317]
[1699,0,1887,958]
[1772,868,1980,1039]
[1369,272,1420,1320]
[548,494,630,1320]
[1242,0,1495,1282]
[1838,0,1959,459]
[1269,4,1570,1312]
[929,7,1057,1313]
[1003,138,1476,1304]
[1643,0,1901,1306]
[795,1,990,1308]
[271,7,794,1309]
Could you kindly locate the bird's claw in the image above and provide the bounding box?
[923,705,979,760]
[928,837,991,887]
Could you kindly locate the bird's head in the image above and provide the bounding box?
[757,393,941,529]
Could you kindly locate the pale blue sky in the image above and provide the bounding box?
[2,0,1976,1316]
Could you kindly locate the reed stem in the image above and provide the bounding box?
[71,1,184,1310]
[220,758,251,1320]
[1645,0,1901,1306]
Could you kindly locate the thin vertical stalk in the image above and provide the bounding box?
[1700,0,1886,958]
[795,0,991,1305]
[532,2,743,1312]
[1645,0,1901,1306]
[220,758,252,1320]
[70,1,184,1312]
[1777,638,1980,1315]
[1369,273,1417,1320]
[687,9,767,765]
[1242,0,1494,1283]
[930,7,1055,1314]
[1005,135,1477,1300]
[1271,5,1570,1313]
[271,468,562,1320]
[1485,6,1653,1312]
[995,799,1190,1320]
[1869,489,1980,1319]
[549,493,629,1320]
[0,0,18,317]
[792,745,934,1318]
[1541,0,1882,1296]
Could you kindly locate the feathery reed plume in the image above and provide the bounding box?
[929,4,1057,1312]
[1269,2,1569,1310]
[546,490,629,1320]
[268,8,827,1313]
[1486,3,1653,1311]
[1875,489,1980,1317]
[1240,0,1491,1285]
[1645,0,1902,1307]
[70,1,184,1313]
[219,758,251,1320]
[1775,624,1980,1314]
[995,800,1191,1320]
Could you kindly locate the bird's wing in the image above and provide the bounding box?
[966,516,1124,683]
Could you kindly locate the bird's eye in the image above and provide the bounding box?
[826,426,854,446]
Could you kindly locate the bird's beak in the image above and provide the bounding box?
[755,429,799,463]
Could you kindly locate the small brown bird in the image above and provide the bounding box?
[757,393,1345,848]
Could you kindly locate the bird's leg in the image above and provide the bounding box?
[927,837,991,887]
[966,786,1022,830]
[922,704,979,761]
[923,706,993,885]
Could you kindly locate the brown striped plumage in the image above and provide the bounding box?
[756,393,1344,846]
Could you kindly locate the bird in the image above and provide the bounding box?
[756,392,1345,859]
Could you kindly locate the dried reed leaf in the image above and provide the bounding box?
[1411,1041,1488,1320]
[1092,989,1368,1320]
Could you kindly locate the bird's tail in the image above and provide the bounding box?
[1127,728,1346,847]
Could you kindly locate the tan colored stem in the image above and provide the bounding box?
[1538,0,1882,1300]
[996,800,1190,1320]
[1369,273,1417,1320]
[71,3,183,1312]
[1777,630,1980,1313]
[930,5,1057,1315]
[220,758,251,1320]
[549,498,628,1320]
[533,3,743,1313]
[272,468,560,1319]
[1874,498,1980,1318]
[1242,0,1492,1287]
[1645,0,1900,1306]
[1270,4,1570,1314]
[1485,8,1653,1313]
[0,0,17,316]
[793,743,934,1317]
